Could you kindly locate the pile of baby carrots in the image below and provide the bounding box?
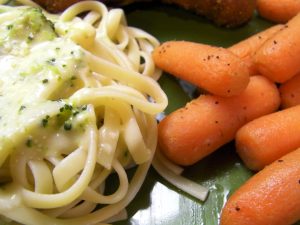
[153,3,300,225]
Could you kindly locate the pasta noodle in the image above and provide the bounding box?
[152,148,209,202]
[0,1,167,224]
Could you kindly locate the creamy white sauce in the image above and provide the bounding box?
[0,7,89,165]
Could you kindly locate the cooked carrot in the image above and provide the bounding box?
[254,13,300,83]
[228,24,283,76]
[257,0,300,23]
[152,41,250,97]
[158,76,280,166]
[220,147,300,225]
[279,72,300,108]
[236,104,300,171]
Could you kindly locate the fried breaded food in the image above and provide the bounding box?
[162,0,256,27]
[32,0,84,12]
[33,0,256,27]
[32,0,141,12]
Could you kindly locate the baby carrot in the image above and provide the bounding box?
[254,13,300,83]
[220,147,300,225]
[228,24,283,76]
[257,0,300,23]
[152,41,250,97]
[236,104,300,171]
[279,72,300,108]
[158,76,280,166]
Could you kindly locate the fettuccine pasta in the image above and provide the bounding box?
[0,1,167,224]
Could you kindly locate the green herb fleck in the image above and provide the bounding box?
[66,104,73,110]
[26,138,32,147]
[46,58,56,65]
[60,104,73,112]
[6,24,13,30]
[64,122,72,131]
[27,34,34,42]
[42,119,48,127]
[57,104,74,126]
[42,79,49,84]
[41,115,50,127]
[19,105,26,112]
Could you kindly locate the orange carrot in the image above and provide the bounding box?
[152,41,250,97]
[257,0,300,23]
[158,76,280,166]
[236,104,300,171]
[228,24,283,76]
[254,13,300,83]
[220,147,300,225]
[279,72,300,108]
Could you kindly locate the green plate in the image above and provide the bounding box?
[113,3,299,225]
[0,3,298,225]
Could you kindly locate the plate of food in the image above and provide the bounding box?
[0,0,300,225]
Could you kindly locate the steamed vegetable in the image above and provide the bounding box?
[254,13,300,83]
[228,24,283,76]
[153,41,250,97]
[158,76,280,166]
[279,73,300,108]
[236,104,300,171]
[220,147,300,225]
[257,0,300,23]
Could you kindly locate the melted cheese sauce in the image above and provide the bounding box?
[0,8,90,165]
[0,2,168,224]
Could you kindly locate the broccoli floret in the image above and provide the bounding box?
[0,7,57,55]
